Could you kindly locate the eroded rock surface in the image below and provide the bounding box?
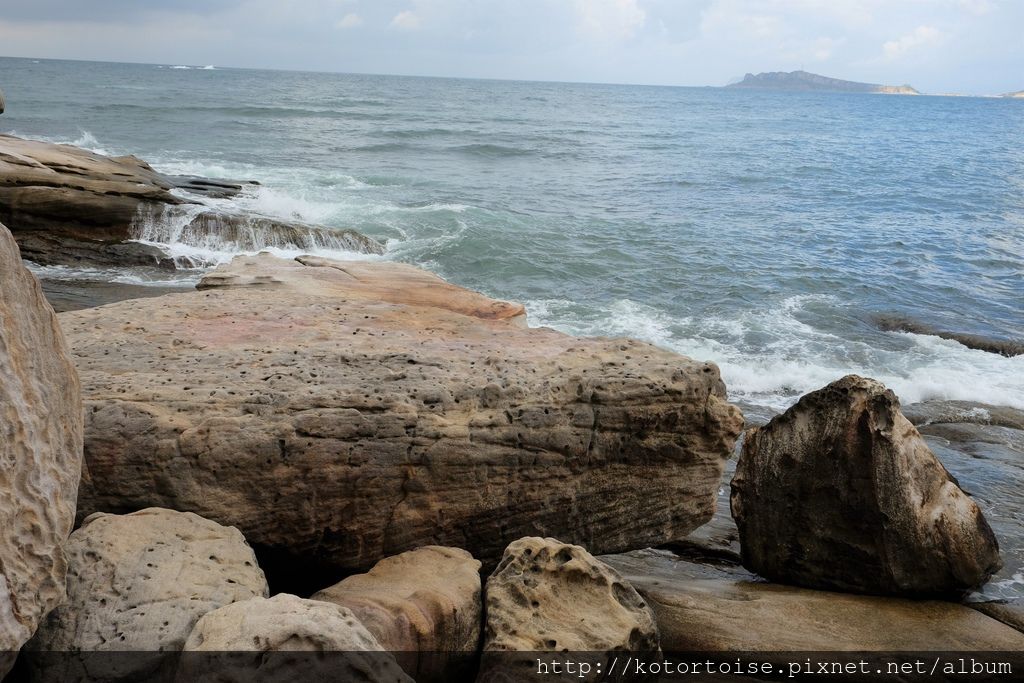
[0,222,82,675]
[65,253,743,572]
[180,594,412,683]
[601,548,1024,651]
[0,134,382,267]
[312,546,481,682]
[26,508,268,682]
[732,375,1001,597]
[484,537,659,652]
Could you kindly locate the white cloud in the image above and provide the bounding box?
[573,0,647,42]
[955,0,995,15]
[336,12,362,29]
[390,9,420,30]
[882,25,943,61]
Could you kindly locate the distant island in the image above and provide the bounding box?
[727,70,919,95]
[1003,90,1024,98]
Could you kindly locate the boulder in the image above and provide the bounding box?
[65,253,743,574]
[179,594,412,683]
[311,546,481,682]
[0,134,383,268]
[25,508,268,682]
[0,222,82,675]
[731,375,1001,597]
[601,548,1024,651]
[483,537,659,652]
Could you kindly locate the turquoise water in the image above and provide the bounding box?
[2,56,1022,410]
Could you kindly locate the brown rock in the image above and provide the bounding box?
[179,594,412,683]
[25,508,268,682]
[484,537,659,652]
[0,134,382,267]
[0,222,82,674]
[312,546,481,682]
[601,548,1024,651]
[65,253,743,573]
[731,375,1002,597]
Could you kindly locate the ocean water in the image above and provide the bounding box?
[2,56,1022,412]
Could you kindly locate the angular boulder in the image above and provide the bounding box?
[312,546,481,682]
[25,508,268,682]
[179,594,412,683]
[731,375,1002,597]
[65,253,743,573]
[0,222,82,674]
[0,134,383,268]
[484,537,659,652]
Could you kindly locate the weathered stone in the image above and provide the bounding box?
[312,546,481,682]
[0,222,82,675]
[601,548,1024,651]
[179,594,412,683]
[484,537,659,652]
[25,508,268,682]
[65,253,743,573]
[731,375,1002,597]
[0,134,383,267]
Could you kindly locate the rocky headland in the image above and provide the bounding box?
[1,137,1022,681]
[727,70,919,94]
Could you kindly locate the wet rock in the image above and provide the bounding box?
[0,134,383,267]
[903,400,1024,431]
[601,548,1024,651]
[0,222,83,676]
[40,278,194,313]
[65,254,743,573]
[312,546,481,682]
[25,508,268,682]
[873,314,1023,357]
[180,594,412,682]
[732,375,1001,597]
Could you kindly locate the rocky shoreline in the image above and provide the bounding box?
[1,137,1023,682]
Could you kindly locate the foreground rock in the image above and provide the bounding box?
[312,546,481,682]
[66,254,744,574]
[0,134,383,268]
[732,375,1001,597]
[26,508,268,682]
[0,223,82,675]
[179,594,412,683]
[601,548,1024,651]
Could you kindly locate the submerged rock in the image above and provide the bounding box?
[312,546,481,682]
[731,375,1002,597]
[25,508,268,682]
[601,548,1024,651]
[0,222,82,676]
[0,134,383,268]
[65,253,743,573]
[180,594,412,683]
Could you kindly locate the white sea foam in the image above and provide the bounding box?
[525,295,1024,411]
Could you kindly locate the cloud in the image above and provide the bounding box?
[882,25,943,61]
[573,0,647,42]
[336,12,362,29]
[390,9,420,30]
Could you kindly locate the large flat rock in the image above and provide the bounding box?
[0,222,82,674]
[64,253,743,575]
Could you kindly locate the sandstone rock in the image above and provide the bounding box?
[731,375,1001,597]
[65,253,743,574]
[601,548,1024,651]
[0,134,383,268]
[484,537,659,652]
[0,222,82,675]
[25,508,268,682]
[312,546,481,682]
[179,594,412,683]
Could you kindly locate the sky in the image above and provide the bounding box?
[0,0,1021,94]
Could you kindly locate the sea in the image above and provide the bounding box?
[2,56,1022,414]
